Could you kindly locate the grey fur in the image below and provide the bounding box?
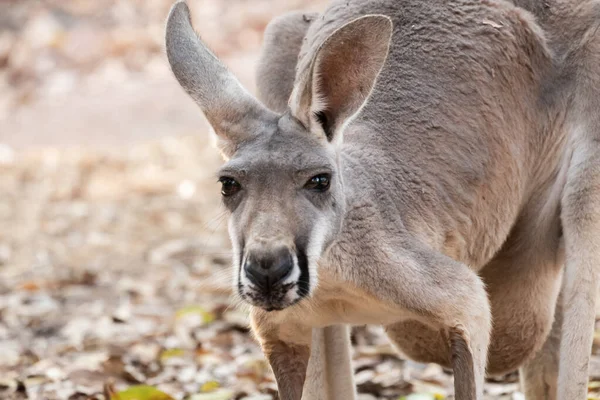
[165,0,600,399]
[165,1,277,157]
[256,11,319,113]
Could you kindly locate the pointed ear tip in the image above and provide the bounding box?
[167,0,191,25]
[165,0,193,53]
[340,15,392,44]
[365,14,393,34]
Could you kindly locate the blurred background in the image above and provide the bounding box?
[1,1,599,400]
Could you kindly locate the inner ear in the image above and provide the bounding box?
[314,110,333,141]
[290,14,393,142]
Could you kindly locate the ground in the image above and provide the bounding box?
[1,1,600,399]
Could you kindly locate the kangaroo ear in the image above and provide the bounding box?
[289,15,393,143]
[165,1,276,157]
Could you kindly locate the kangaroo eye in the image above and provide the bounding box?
[305,174,331,192]
[218,177,241,197]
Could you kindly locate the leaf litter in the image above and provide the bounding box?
[2,0,600,399]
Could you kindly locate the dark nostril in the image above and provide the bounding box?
[244,250,294,289]
[270,253,294,283]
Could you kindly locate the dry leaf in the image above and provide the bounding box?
[112,385,174,400]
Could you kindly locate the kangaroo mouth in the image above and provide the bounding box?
[238,246,310,311]
[243,282,298,311]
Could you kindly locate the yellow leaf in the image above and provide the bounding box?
[187,389,234,400]
[200,381,220,392]
[176,305,215,324]
[159,348,185,361]
[589,381,600,389]
[112,385,174,400]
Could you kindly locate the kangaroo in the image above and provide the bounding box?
[165,0,600,399]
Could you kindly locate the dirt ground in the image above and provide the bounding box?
[1,1,600,399]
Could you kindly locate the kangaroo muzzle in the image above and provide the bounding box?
[244,247,294,290]
[239,241,305,311]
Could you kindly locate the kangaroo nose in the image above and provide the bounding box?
[244,248,294,290]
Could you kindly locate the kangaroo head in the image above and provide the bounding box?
[165,0,392,311]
